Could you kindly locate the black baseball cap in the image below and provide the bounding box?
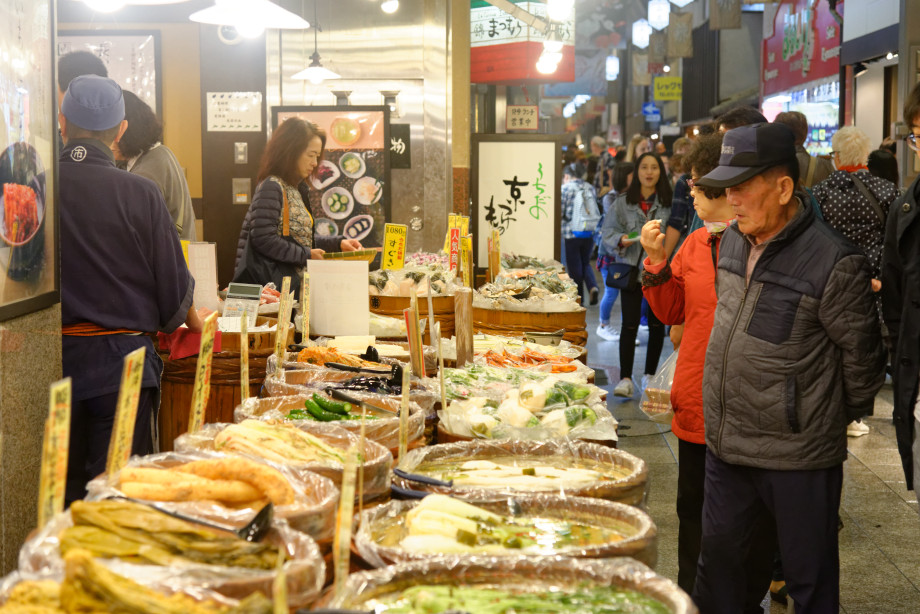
[697,122,796,188]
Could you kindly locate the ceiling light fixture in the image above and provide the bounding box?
[606,55,620,81]
[546,0,574,22]
[292,2,341,84]
[853,62,868,77]
[632,19,652,49]
[543,22,564,53]
[669,0,694,7]
[648,0,671,31]
[663,64,671,73]
[189,0,310,37]
[381,0,399,13]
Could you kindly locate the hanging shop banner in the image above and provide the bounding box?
[506,105,539,131]
[668,12,694,58]
[0,1,58,322]
[273,106,390,253]
[472,135,562,266]
[710,0,742,30]
[762,0,842,97]
[632,54,651,87]
[649,32,667,64]
[470,0,575,84]
[389,124,411,169]
[654,76,683,101]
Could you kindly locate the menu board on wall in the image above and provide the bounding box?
[57,31,160,116]
[0,0,58,321]
[472,135,562,266]
[272,106,390,251]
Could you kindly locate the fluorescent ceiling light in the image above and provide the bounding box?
[189,0,310,31]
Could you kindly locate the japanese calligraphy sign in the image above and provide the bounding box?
[273,277,293,371]
[39,379,71,528]
[473,136,561,266]
[448,228,461,275]
[188,312,219,434]
[443,214,461,252]
[668,12,694,58]
[654,76,683,101]
[460,235,473,287]
[389,124,411,169]
[105,347,146,477]
[382,223,408,270]
[506,105,539,131]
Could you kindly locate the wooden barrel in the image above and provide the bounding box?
[158,349,271,452]
[472,306,588,348]
[369,295,455,345]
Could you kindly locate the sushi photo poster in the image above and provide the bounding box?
[271,106,391,256]
[0,0,59,321]
[471,134,563,268]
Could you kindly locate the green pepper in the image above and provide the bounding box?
[286,408,312,420]
[304,399,342,422]
[312,393,352,415]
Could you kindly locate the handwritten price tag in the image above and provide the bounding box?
[105,347,146,476]
[188,312,218,434]
[38,379,71,528]
[382,224,408,270]
[240,310,250,401]
[333,444,359,599]
[273,277,293,375]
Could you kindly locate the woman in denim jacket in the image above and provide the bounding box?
[600,152,672,397]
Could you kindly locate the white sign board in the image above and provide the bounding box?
[471,3,574,47]
[187,242,220,313]
[506,105,539,131]
[206,92,262,132]
[307,260,370,337]
[475,140,558,264]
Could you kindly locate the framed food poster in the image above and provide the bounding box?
[0,0,58,321]
[57,30,161,116]
[271,106,390,252]
[471,134,563,267]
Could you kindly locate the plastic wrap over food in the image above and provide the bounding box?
[84,450,340,545]
[234,393,425,453]
[473,286,583,313]
[0,564,272,612]
[174,421,393,501]
[440,333,585,362]
[394,439,648,506]
[276,340,439,374]
[354,492,656,569]
[369,312,408,338]
[432,363,594,404]
[18,503,324,609]
[438,396,618,443]
[264,366,439,415]
[325,555,697,613]
[501,253,564,272]
[367,265,462,297]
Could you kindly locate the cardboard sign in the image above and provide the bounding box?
[272,277,293,375]
[381,223,408,270]
[240,311,250,401]
[38,379,71,528]
[333,444,359,599]
[105,347,146,476]
[188,312,219,434]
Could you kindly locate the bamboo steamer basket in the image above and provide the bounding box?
[369,295,455,344]
[472,306,588,348]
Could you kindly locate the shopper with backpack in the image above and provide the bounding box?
[561,162,601,304]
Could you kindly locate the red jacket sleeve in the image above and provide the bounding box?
[643,250,686,325]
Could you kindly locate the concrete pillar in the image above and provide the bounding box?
[898,0,920,186]
[0,306,62,573]
[451,1,471,216]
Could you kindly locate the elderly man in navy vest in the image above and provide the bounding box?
[58,75,203,503]
[692,123,886,613]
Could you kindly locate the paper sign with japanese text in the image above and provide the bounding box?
[506,105,539,131]
[240,311,250,401]
[272,277,293,373]
[442,214,460,252]
[301,273,310,342]
[460,216,470,237]
[654,76,683,101]
[38,379,71,528]
[460,235,473,287]
[448,228,461,275]
[381,223,408,270]
[333,444,359,599]
[188,312,219,434]
[105,347,146,476]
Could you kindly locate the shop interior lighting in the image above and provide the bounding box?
[651,133,660,140]
[189,0,310,38]
[692,126,700,135]
[886,52,898,60]
[543,23,564,53]
[292,2,341,84]
[605,54,620,81]
[536,49,563,74]
[663,64,671,73]
[648,0,671,31]
[853,62,868,77]
[669,0,694,7]
[632,19,652,49]
[381,0,399,13]
[546,0,575,22]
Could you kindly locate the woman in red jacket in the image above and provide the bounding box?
[640,132,773,608]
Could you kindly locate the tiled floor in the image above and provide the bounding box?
[584,287,920,613]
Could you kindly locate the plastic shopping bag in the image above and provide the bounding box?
[640,349,678,424]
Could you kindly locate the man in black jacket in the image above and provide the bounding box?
[693,123,886,613]
[881,81,920,495]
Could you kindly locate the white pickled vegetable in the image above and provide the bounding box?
[540,408,571,437]
[519,382,547,411]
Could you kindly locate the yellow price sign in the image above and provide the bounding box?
[188,312,219,434]
[460,235,473,288]
[442,213,461,252]
[38,379,71,528]
[654,76,683,101]
[105,347,146,476]
[273,276,293,374]
[381,223,408,270]
[240,310,250,401]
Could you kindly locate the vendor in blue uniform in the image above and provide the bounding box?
[58,75,204,504]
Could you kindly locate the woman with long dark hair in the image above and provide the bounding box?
[233,118,360,290]
[600,152,672,397]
